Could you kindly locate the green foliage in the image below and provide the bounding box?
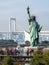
[30,50,46,65]
[25,41,30,46]
[43,51,49,65]
[4,56,14,65]
[13,62,17,65]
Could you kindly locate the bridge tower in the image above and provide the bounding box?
[9,18,16,40]
[9,18,16,32]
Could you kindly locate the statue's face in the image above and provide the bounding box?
[31,16,36,21]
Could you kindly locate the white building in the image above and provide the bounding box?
[0,31,49,44]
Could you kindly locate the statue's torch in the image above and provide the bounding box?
[27,6,31,18]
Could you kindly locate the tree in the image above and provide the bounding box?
[43,50,49,65]
[25,41,30,46]
[30,50,46,65]
[4,56,14,65]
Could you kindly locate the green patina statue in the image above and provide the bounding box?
[27,7,42,46]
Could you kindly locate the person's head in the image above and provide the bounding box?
[31,16,36,21]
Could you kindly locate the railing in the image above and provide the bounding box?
[0,55,33,65]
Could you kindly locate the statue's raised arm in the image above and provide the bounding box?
[27,6,31,19]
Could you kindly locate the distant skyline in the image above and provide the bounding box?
[0,0,49,32]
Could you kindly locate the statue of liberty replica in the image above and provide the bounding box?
[27,7,42,46]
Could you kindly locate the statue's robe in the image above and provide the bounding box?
[29,19,42,46]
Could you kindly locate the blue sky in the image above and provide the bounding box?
[0,0,49,32]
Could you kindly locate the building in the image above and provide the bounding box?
[0,31,49,45]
